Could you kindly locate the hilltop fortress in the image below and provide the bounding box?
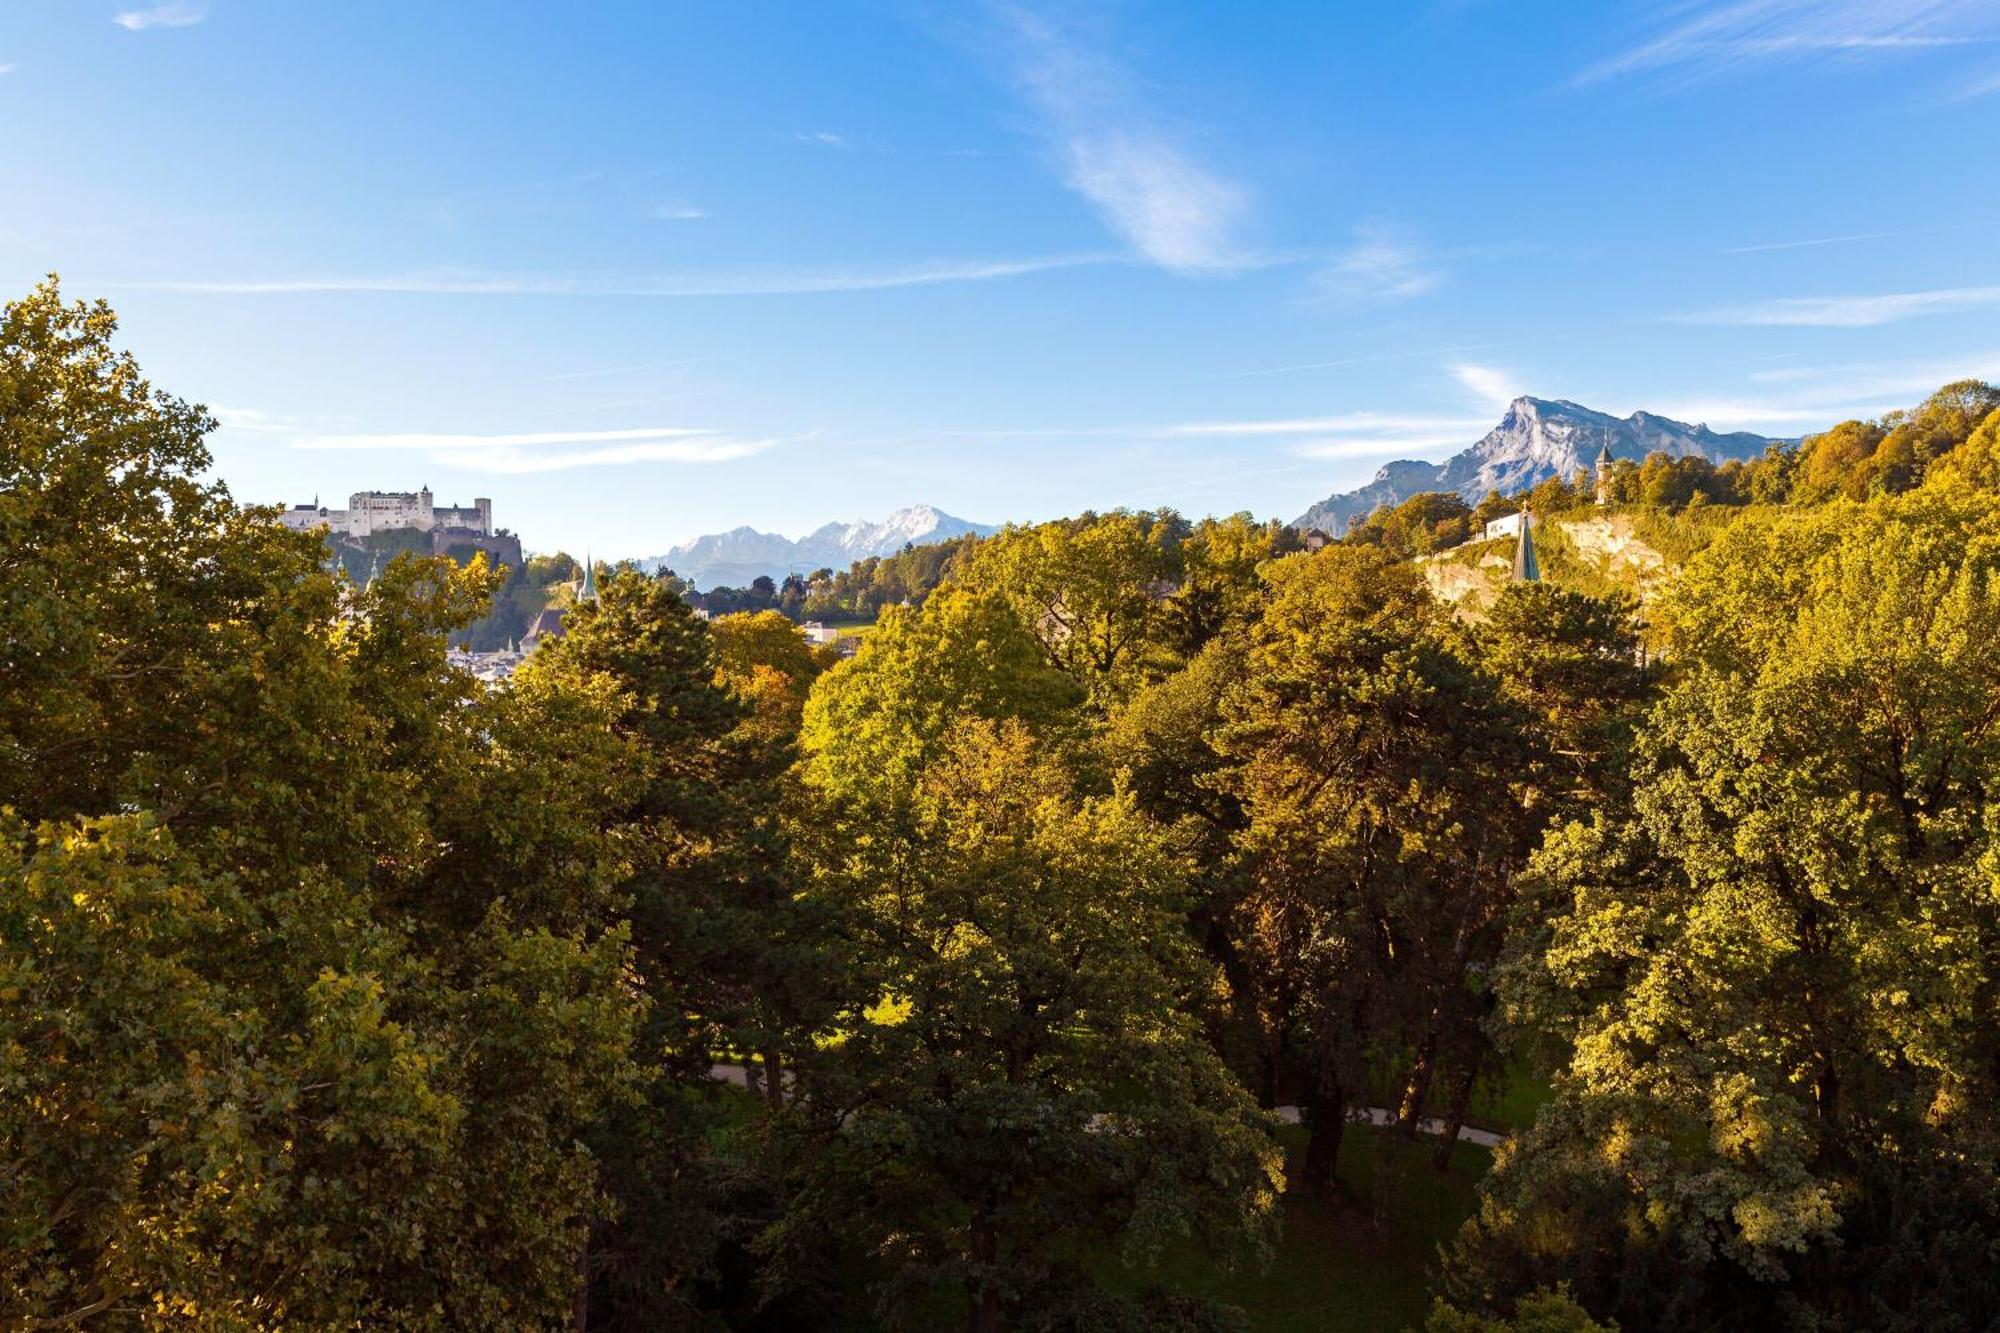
[274,486,522,570]
[278,486,492,539]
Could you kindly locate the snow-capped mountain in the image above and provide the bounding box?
[1293,397,1780,533]
[643,504,996,590]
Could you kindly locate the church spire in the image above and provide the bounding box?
[1512,511,1541,583]
[579,551,599,603]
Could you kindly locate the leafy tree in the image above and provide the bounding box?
[956,511,1184,702]
[0,278,234,819]
[1103,637,1267,1092]
[1214,546,1529,1204]
[1523,472,1583,517]
[779,720,1282,1333]
[711,608,836,741]
[1452,484,2000,1330]
[1928,404,2000,492]
[1428,1287,1614,1333]
[801,587,1085,810]
[1157,513,1291,658]
[526,573,844,1326]
[1349,492,1476,557]
[1,280,642,1327]
[1473,491,1521,527]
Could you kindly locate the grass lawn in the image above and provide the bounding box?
[1465,1059,1552,1137]
[1108,1124,1490,1333]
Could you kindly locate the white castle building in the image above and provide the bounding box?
[277,487,492,539]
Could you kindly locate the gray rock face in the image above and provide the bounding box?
[642,504,996,590]
[1292,397,1778,532]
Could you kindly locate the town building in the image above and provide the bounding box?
[521,607,568,653]
[1483,511,1527,542]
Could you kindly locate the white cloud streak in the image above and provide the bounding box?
[651,204,707,221]
[1579,0,2000,85]
[285,424,780,474]
[291,425,719,452]
[1171,411,1489,439]
[1724,227,1919,253]
[1627,350,2000,432]
[1682,283,2000,326]
[1172,407,1490,463]
[543,358,699,382]
[120,254,1114,298]
[995,6,1248,273]
[114,3,206,31]
[212,405,306,433]
[1451,363,1525,412]
[1313,225,1444,304]
[1961,64,2000,97]
[1289,434,1483,460]
[477,439,777,473]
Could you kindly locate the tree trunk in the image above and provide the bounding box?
[968,1212,1004,1333]
[1301,1105,1345,1205]
[1431,1057,1482,1173]
[572,1232,590,1333]
[1394,1026,1439,1134]
[762,1043,785,1108]
[1371,1124,1410,1231]
[1299,1052,1346,1205]
[1371,1021,1443,1221]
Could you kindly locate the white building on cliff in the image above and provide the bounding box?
[278,487,491,539]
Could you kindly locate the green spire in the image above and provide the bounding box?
[1512,512,1541,583]
[580,551,599,603]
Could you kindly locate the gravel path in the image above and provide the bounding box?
[709,1064,1507,1149]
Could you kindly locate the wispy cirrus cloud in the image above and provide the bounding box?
[1450,363,1525,412]
[1173,408,1489,461]
[1724,227,1922,254]
[471,439,777,474]
[543,358,700,382]
[651,204,707,221]
[1579,0,2000,86]
[1681,282,2000,326]
[213,405,308,433]
[285,423,780,474]
[118,253,1115,298]
[1638,350,2000,431]
[1312,225,1445,305]
[992,5,1249,273]
[1961,64,2000,97]
[1170,410,1486,439]
[114,3,207,31]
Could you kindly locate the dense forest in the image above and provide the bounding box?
[7,279,2000,1331]
[680,537,979,623]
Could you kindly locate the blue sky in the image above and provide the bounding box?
[4,1,1999,558]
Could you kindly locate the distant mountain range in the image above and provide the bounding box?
[1293,397,1780,532]
[642,504,996,590]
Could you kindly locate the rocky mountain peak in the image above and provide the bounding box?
[1293,398,1780,533]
